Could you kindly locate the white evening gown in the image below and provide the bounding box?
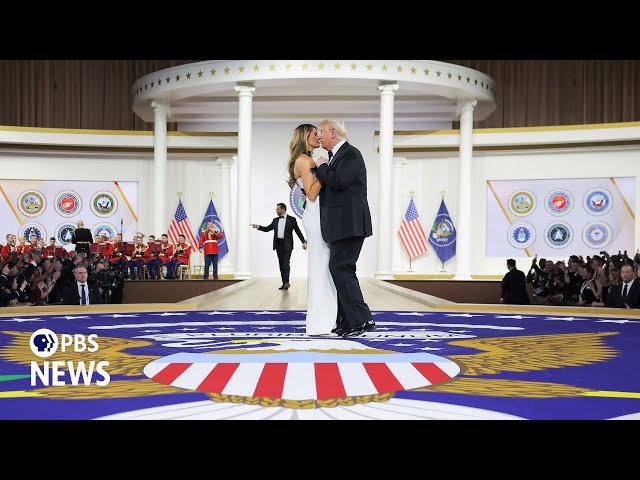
[298,177,338,335]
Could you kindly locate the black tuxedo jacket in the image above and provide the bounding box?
[71,228,93,254]
[605,281,640,308]
[62,282,103,305]
[258,215,305,252]
[501,268,531,305]
[314,142,373,243]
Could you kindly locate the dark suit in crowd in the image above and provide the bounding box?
[605,280,640,308]
[62,281,103,305]
[501,264,531,305]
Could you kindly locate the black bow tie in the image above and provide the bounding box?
[328,150,333,160]
[307,151,314,157]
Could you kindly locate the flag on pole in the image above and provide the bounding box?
[428,198,456,264]
[168,198,198,246]
[398,197,428,259]
[197,199,229,260]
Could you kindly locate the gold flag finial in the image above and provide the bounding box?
[209,192,215,198]
[177,192,182,198]
[440,190,446,198]
[409,190,415,197]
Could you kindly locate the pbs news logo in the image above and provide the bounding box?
[29,328,110,387]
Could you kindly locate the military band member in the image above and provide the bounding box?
[1,234,17,261]
[16,236,27,256]
[147,234,173,280]
[128,235,149,280]
[71,220,93,255]
[109,233,129,276]
[198,221,223,280]
[165,234,193,279]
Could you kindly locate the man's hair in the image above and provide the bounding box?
[507,259,516,268]
[320,119,348,140]
[277,203,287,211]
[50,237,55,241]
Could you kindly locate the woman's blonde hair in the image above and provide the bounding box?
[287,124,316,188]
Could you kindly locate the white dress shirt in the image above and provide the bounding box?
[277,216,286,239]
[328,139,346,165]
[77,282,90,305]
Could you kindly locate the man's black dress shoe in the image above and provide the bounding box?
[364,320,376,332]
[278,285,284,290]
[341,322,368,338]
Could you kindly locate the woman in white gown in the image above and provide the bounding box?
[287,124,338,335]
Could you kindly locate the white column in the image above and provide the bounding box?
[454,99,477,280]
[152,100,170,236]
[391,157,408,273]
[375,82,399,279]
[234,83,255,279]
[216,156,235,275]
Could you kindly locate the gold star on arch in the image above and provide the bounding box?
[436,70,441,77]
[466,76,471,82]
[210,68,216,76]
[175,74,180,81]
[381,64,388,72]
[366,64,373,71]
[144,84,148,90]
[166,76,171,83]
[481,81,484,87]
[301,63,309,70]
[350,63,357,70]
[447,72,452,79]
[224,67,230,74]
[410,67,416,74]
[186,72,192,79]
[150,81,154,87]
[285,63,292,70]
[269,64,276,71]
[197,70,203,77]
[424,68,429,75]
[157,78,162,85]
[458,74,462,81]
[396,65,403,72]
[318,63,325,70]
[238,66,245,73]
[253,64,260,72]
[334,63,341,70]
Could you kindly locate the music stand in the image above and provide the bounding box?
[43,246,56,258]
[123,242,135,258]
[148,241,162,256]
[97,243,110,256]
[89,243,99,255]
[54,247,66,258]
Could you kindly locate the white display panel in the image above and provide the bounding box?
[0,180,138,246]
[486,177,635,257]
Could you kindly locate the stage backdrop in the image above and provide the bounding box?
[486,176,635,257]
[0,180,138,246]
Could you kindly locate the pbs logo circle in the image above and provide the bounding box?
[30,328,59,358]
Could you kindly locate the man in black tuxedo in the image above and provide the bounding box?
[252,203,307,290]
[71,220,93,255]
[314,119,374,338]
[605,263,640,308]
[501,259,531,305]
[62,266,103,305]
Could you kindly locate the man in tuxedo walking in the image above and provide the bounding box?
[71,220,93,256]
[62,266,103,305]
[314,119,374,337]
[252,203,307,290]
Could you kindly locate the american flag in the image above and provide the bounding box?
[398,197,428,259]
[168,199,198,246]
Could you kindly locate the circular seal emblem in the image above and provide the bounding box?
[19,222,46,242]
[545,190,573,216]
[544,222,573,248]
[582,221,612,249]
[17,190,46,217]
[56,223,76,245]
[509,190,535,216]
[584,189,612,215]
[92,223,117,240]
[289,184,305,219]
[90,191,117,217]
[54,190,82,217]
[507,222,536,249]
